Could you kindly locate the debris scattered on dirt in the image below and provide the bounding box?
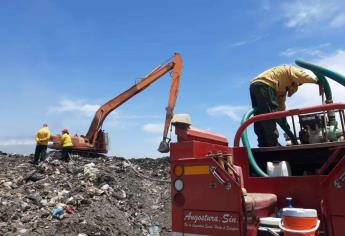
[0,151,171,236]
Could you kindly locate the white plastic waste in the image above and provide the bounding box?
[267,161,291,176]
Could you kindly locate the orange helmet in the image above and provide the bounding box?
[62,128,69,134]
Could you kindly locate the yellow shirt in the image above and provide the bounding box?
[61,133,73,147]
[35,127,51,145]
[251,65,317,111]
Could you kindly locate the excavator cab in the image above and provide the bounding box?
[95,130,109,154]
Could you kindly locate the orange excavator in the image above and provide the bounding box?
[50,53,182,154]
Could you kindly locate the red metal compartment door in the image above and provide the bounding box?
[322,158,345,236]
[332,216,345,236]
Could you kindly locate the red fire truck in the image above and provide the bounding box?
[169,60,345,236]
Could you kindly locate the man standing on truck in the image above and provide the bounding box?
[33,123,51,165]
[250,65,318,147]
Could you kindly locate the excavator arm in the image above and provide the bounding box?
[85,53,183,153]
[158,54,183,153]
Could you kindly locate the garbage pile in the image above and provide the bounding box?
[0,151,171,236]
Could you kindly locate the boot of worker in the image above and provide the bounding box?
[39,146,48,162]
[259,140,281,147]
[63,152,70,162]
[258,133,280,147]
[33,146,42,165]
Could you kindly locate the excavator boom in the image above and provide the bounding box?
[50,53,183,154]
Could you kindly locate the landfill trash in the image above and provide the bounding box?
[25,170,44,182]
[83,162,98,180]
[51,207,64,218]
[27,192,43,205]
[0,152,171,235]
[148,223,161,236]
[100,183,110,191]
[87,186,105,196]
[113,189,127,200]
[63,205,75,214]
[2,181,12,189]
[19,228,28,234]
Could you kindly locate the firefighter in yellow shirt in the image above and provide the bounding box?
[250,65,318,147]
[33,123,51,165]
[61,129,73,162]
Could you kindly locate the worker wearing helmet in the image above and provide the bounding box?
[61,129,73,162]
[33,123,51,165]
[250,65,318,147]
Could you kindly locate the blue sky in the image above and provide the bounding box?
[1,0,345,157]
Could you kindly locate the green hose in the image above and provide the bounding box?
[241,107,302,177]
[296,59,336,124]
[241,108,268,177]
[315,74,332,103]
[296,59,345,89]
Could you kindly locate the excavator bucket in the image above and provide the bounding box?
[158,140,170,153]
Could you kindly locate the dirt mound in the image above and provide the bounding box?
[0,151,171,236]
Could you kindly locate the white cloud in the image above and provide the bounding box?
[280,43,330,58]
[281,0,345,29]
[281,48,321,58]
[330,13,345,28]
[49,99,160,120]
[142,123,164,134]
[316,50,345,74]
[284,2,323,28]
[261,0,271,11]
[207,105,250,121]
[47,99,165,133]
[48,99,99,117]
[229,35,266,48]
[0,139,35,146]
[283,1,335,28]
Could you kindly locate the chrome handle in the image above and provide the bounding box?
[335,172,345,189]
[210,166,225,184]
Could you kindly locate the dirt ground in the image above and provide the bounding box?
[0,151,171,236]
